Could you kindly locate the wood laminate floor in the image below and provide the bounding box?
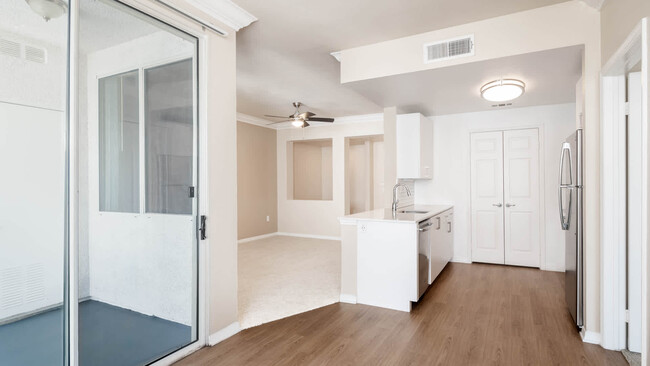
[175,263,626,366]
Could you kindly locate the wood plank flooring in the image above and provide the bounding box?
[175,263,626,366]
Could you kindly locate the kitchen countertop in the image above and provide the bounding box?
[339,204,453,224]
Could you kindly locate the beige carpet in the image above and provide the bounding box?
[238,235,341,329]
[622,350,641,366]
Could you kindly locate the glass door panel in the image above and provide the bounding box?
[0,0,68,365]
[78,0,198,365]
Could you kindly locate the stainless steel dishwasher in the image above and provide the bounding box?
[417,218,432,299]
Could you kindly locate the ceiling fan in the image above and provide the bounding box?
[265,102,335,128]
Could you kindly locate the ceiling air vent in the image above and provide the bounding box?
[424,35,474,63]
[0,38,21,59]
[25,45,47,64]
[0,38,47,64]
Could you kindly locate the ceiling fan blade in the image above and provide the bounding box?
[303,122,310,128]
[306,117,334,122]
[264,114,291,119]
[298,111,315,119]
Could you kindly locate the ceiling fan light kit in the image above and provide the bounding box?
[480,78,525,102]
[265,102,335,128]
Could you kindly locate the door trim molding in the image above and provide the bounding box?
[600,18,648,355]
[468,125,546,270]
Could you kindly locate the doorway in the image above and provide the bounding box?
[470,128,541,267]
[345,135,384,215]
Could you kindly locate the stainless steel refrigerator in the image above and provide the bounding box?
[559,129,583,329]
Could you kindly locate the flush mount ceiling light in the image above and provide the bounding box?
[25,0,68,21]
[480,79,525,102]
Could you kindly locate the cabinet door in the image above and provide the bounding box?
[445,212,454,262]
[419,115,433,179]
[396,114,421,179]
[396,114,433,179]
[429,215,446,283]
[470,132,505,264]
[503,129,540,268]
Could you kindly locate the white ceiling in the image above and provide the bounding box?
[346,45,583,116]
[235,0,571,119]
[3,0,165,53]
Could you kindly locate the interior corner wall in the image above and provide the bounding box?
[414,103,576,268]
[600,0,650,65]
[237,122,277,240]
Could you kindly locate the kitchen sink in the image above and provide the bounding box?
[399,210,429,214]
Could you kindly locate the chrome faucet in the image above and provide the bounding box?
[392,182,412,213]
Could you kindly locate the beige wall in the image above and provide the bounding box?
[237,122,277,240]
[277,120,384,237]
[291,139,333,200]
[348,137,384,214]
[205,29,239,336]
[600,0,650,65]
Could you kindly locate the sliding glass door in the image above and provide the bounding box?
[0,0,68,364]
[78,0,199,364]
[1,0,199,365]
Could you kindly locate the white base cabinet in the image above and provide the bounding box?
[357,221,418,312]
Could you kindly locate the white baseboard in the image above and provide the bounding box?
[238,232,278,244]
[542,263,565,272]
[451,257,471,264]
[581,330,601,345]
[276,232,341,241]
[339,294,357,304]
[208,322,240,346]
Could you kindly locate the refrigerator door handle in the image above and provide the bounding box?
[558,143,573,230]
[559,142,573,186]
[558,185,572,230]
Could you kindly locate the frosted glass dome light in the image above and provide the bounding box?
[480,79,525,102]
[25,0,68,21]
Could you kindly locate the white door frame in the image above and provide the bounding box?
[468,125,546,270]
[67,0,212,365]
[600,18,649,362]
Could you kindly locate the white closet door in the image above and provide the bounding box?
[503,129,540,267]
[470,132,505,264]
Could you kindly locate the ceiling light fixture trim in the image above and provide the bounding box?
[480,78,525,102]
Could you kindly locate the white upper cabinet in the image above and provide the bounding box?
[396,113,433,179]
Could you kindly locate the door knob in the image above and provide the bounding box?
[506,203,516,207]
[492,203,502,207]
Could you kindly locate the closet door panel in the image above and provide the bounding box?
[470,132,505,264]
[503,129,540,267]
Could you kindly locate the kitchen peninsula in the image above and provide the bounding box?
[339,205,454,312]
